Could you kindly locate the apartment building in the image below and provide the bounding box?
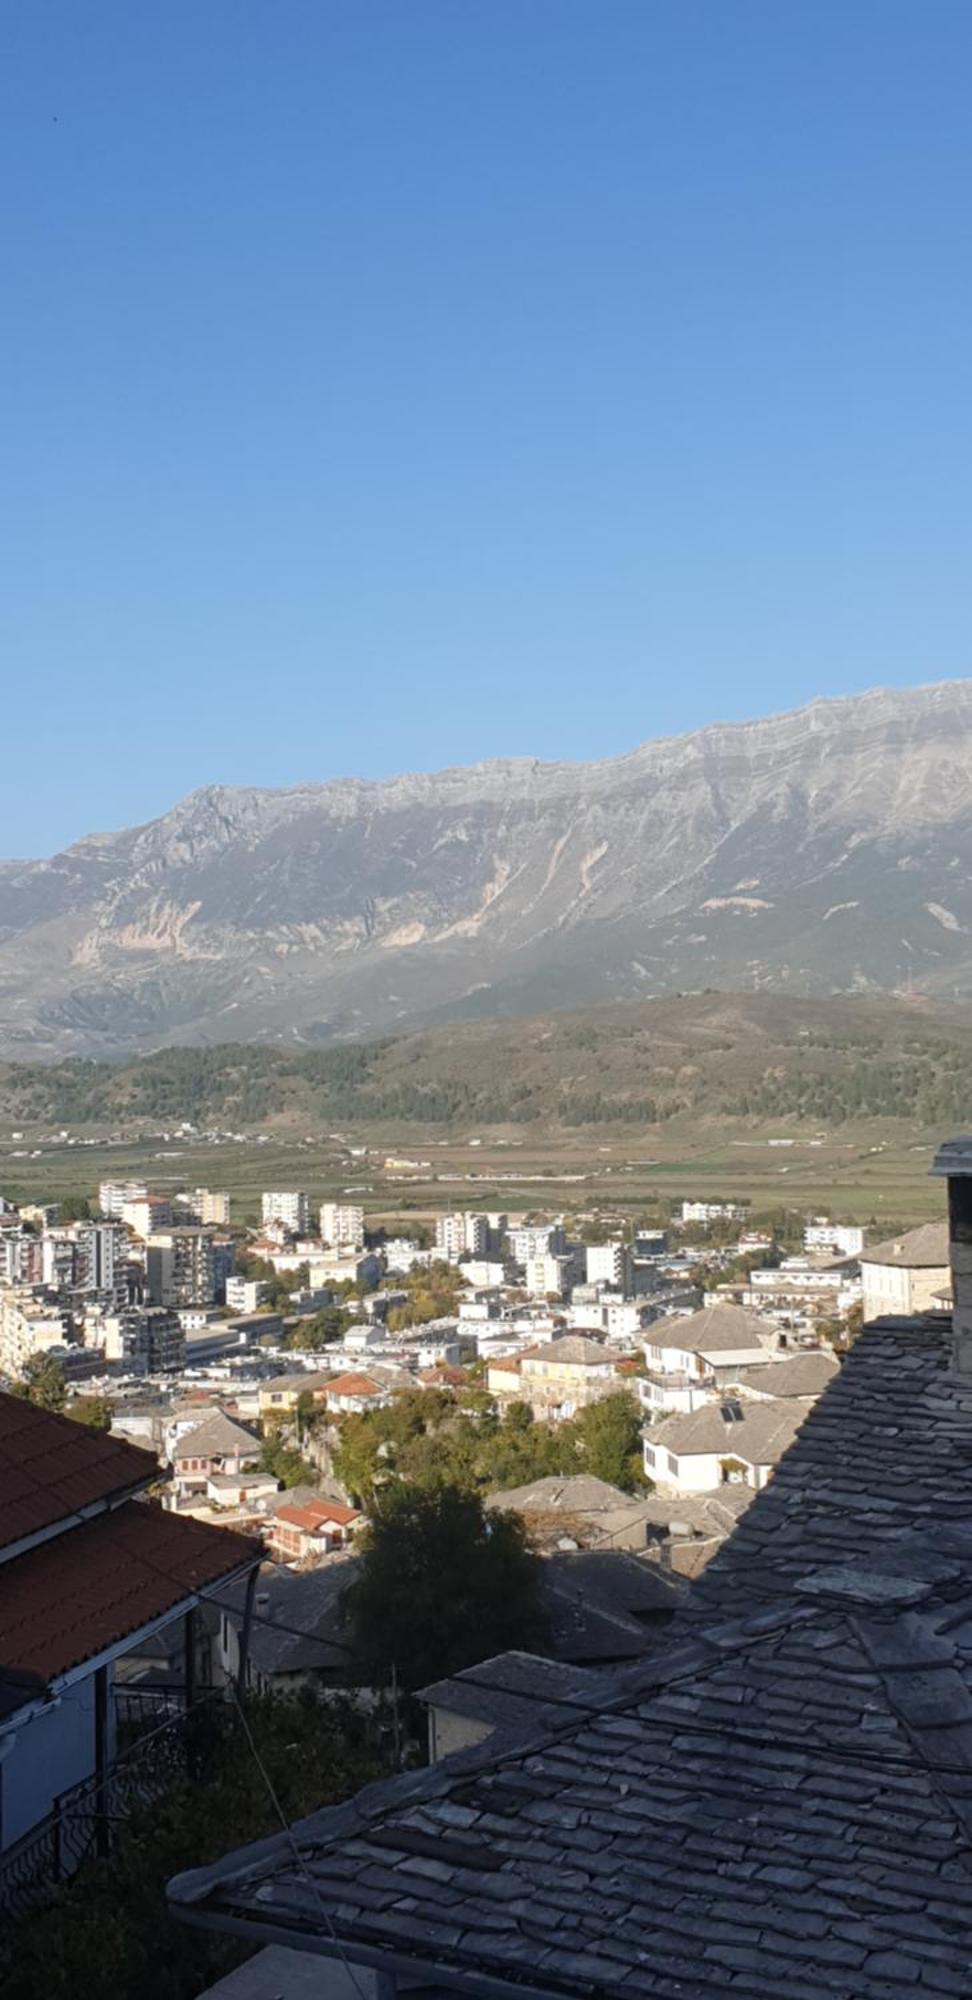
[509,1222,566,1265]
[585,1241,630,1289]
[803,1217,865,1258]
[0,1228,43,1287]
[225,1276,272,1314]
[435,1213,489,1263]
[121,1195,173,1239]
[0,1288,74,1378]
[98,1179,148,1218]
[145,1228,216,1309]
[261,1191,310,1235]
[320,1202,366,1249]
[99,1306,185,1374]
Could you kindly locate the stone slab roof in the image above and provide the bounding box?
[730,1350,839,1399]
[173,1409,261,1461]
[417,1651,607,1733]
[861,1221,950,1269]
[171,1313,972,1997]
[649,1396,808,1465]
[485,1475,637,1517]
[647,1304,777,1355]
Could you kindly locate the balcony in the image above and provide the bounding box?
[0,1687,224,1920]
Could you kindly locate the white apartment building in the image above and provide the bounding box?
[0,1229,42,1287]
[320,1202,366,1249]
[121,1195,173,1239]
[98,1306,185,1373]
[98,1179,148,1219]
[585,1242,630,1289]
[145,1229,216,1308]
[509,1223,566,1265]
[435,1213,488,1264]
[523,1252,576,1299]
[804,1219,865,1258]
[261,1191,310,1235]
[0,1289,74,1378]
[680,1201,745,1226]
[176,1188,232,1227]
[225,1276,273,1315]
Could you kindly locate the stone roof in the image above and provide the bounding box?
[170,1311,972,1998]
[417,1651,607,1734]
[521,1335,622,1368]
[861,1221,951,1269]
[223,1561,359,1677]
[730,1350,840,1399]
[541,1549,681,1664]
[173,1409,261,1461]
[648,1304,777,1355]
[649,1396,809,1465]
[485,1474,638,1516]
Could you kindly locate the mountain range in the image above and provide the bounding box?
[4,679,972,1060]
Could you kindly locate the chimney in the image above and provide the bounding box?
[932,1139,972,1372]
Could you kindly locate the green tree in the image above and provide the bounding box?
[344,1482,547,1691]
[575,1390,648,1493]
[259,1433,316,1488]
[68,1394,114,1432]
[11,1352,67,1413]
[286,1304,354,1350]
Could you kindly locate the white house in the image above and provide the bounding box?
[644,1396,808,1494]
[860,1223,951,1323]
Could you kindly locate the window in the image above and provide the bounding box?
[721,1400,745,1423]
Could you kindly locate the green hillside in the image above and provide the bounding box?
[4,991,972,1134]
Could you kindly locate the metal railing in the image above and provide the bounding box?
[0,1691,224,1921]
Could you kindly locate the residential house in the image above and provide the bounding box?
[217,1562,357,1696]
[170,1409,263,1503]
[639,1302,778,1415]
[257,1372,332,1423]
[505,1334,626,1420]
[643,1394,808,1493]
[267,1496,362,1564]
[0,1394,258,1885]
[418,1652,605,1762]
[323,1372,395,1415]
[860,1220,951,1321]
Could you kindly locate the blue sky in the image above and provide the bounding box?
[2,1,971,854]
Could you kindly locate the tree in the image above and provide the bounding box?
[58,1195,93,1223]
[575,1391,647,1493]
[344,1482,547,1691]
[68,1394,114,1431]
[286,1304,354,1350]
[259,1433,316,1488]
[11,1352,67,1413]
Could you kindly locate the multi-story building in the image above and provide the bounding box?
[99,1306,185,1374]
[121,1195,173,1239]
[261,1191,310,1235]
[859,1223,951,1323]
[0,1288,75,1378]
[489,1334,625,1421]
[0,1228,43,1288]
[194,1189,232,1226]
[98,1179,148,1219]
[585,1242,631,1290]
[320,1202,366,1249]
[680,1201,745,1226]
[523,1252,577,1300]
[145,1229,216,1309]
[803,1218,865,1258]
[435,1213,489,1264]
[509,1222,566,1266]
[225,1276,273,1315]
[75,1221,130,1300]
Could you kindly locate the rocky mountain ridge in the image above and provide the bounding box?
[4,680,972,1059]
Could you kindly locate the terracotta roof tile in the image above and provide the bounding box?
[0,1499,259,1689]
[0,1391,159,1554]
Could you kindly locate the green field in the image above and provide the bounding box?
[0,1118,948,1235]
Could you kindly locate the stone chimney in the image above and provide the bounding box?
[932,1139,972,1371]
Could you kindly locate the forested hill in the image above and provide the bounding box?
[3,991,972,1133]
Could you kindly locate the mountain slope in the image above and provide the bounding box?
[4,681,972,1057]
[3,992,972,1132]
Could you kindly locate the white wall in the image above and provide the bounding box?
[2,1675,103,1850]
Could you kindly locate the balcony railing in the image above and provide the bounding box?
[0,1690,224,1921]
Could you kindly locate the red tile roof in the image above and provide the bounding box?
[324,1373,385,1398]
[273,1499,360,1533]
[0,1392,160,1555]
[0,1499,260,1689]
